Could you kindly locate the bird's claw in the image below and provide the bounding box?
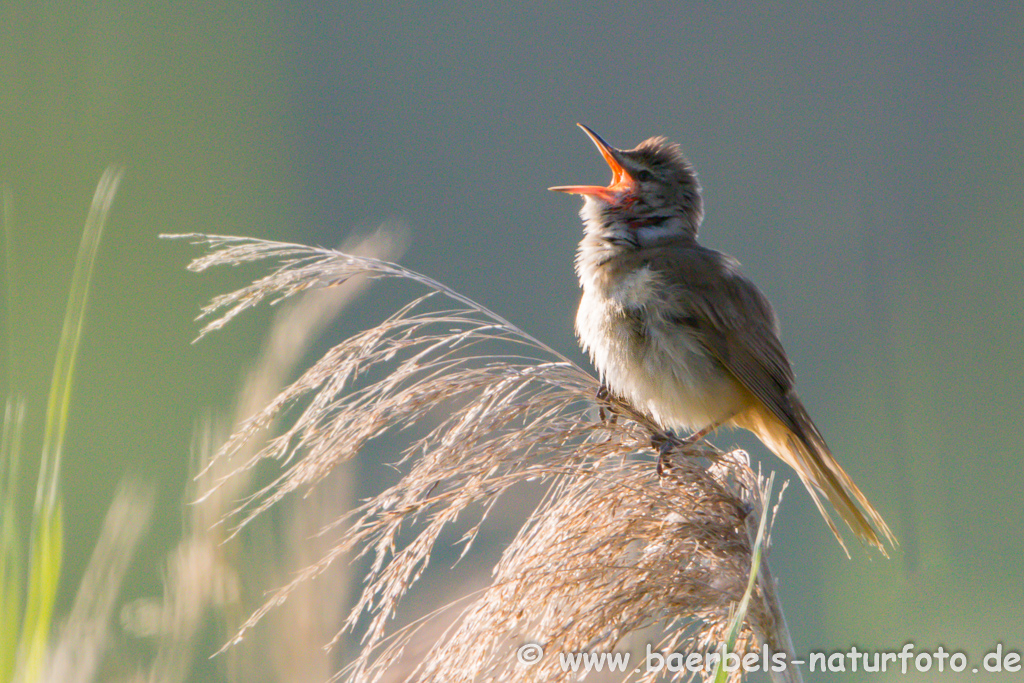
[652,432,676,478]
[653,430,721,478]
[595,384,619,426]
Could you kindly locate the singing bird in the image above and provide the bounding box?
[551,124,895,555]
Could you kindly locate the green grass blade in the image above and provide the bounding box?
[14,501,62,683]
[16,167,123,683]
[2,183,24,683]
[712,472,774,683]
[37,167,123,508]
[1,398,27,683]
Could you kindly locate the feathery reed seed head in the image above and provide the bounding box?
[165,233,799,683]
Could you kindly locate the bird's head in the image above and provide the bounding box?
[550,124,703,245]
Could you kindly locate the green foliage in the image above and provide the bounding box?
[0,169,120,683]
[1,400,26,683]
[713,473,774,683]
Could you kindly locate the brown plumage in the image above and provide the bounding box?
[552,124,896,554]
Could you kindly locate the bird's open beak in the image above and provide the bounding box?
[549,124,634,202]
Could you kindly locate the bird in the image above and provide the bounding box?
[550,124,895,555]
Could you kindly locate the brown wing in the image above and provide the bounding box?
[649,242,895,551]
[651,243,803,434]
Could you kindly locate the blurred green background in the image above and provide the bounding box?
[2,1,1022,680]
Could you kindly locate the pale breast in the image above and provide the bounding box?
[575,267,749,432]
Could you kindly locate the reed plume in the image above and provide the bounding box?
[167,232,802,683]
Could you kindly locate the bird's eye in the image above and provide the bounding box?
[636,170,653,182]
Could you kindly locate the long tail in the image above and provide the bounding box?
[740,400,897,556]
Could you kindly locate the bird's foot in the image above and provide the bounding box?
[653,430,720,479]
[595,384,619,426]
[652,432,680,478]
